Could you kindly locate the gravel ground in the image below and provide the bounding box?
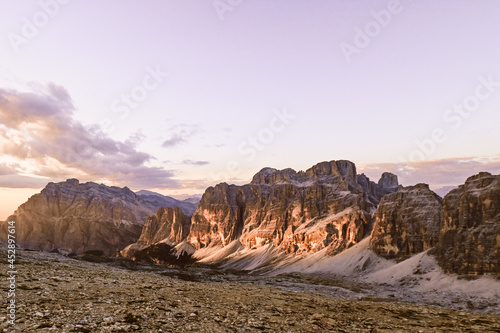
[1,249,499,332]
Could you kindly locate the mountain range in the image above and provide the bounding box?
[0,180,197,256]
[1,160,498,278]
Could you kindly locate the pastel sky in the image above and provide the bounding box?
[1,0,500,220]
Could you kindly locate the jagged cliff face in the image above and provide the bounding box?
[0,179,161,256]
[358,172,400,205]
[121,207,192,259]
[136,206,191,245]
[436,172,500,275]
[370,184,442,260]
[188,160,399,255]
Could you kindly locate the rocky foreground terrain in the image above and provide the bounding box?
[1,248,500,332]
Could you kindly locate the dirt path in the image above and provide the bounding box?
[1,249,499,332]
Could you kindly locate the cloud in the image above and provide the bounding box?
[358,156,500,190]
[162,123,202,148]
[162,134,187,148]
[0,174,53,188]
[0,163,15,176]
[182,159,210,166]
[125,130,147,148]
[0,84,179,189]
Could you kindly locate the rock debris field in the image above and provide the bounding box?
[1,249,500,332]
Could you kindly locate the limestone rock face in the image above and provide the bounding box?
[378,172,400,196]
[188,160,399,255]
[370,184,442,260]
[121,207,191,258]
[0,179,161,256]
[436,172,500,275]
[358,172,401,205]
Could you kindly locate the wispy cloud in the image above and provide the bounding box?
[359,156,500,190]
[125,130,147,148]
[182,159,210,166]
[162,133,187,148]
[0,84,179,189]
[162,123,202,148]
[0,164,15,176]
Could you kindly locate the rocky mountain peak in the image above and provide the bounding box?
[64,178,80,186]
[0,179,169,256]
[463,171,495,189]
[334,160,357,182]
[121,206,192,259]
[250,167,300,185]
[303,160,356,184]
[378,172,399,188]
[251,160,360,188]
[436,172,500,275]
[370,184,442,260]
[405,183,432,191]
[188,160,399,256]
